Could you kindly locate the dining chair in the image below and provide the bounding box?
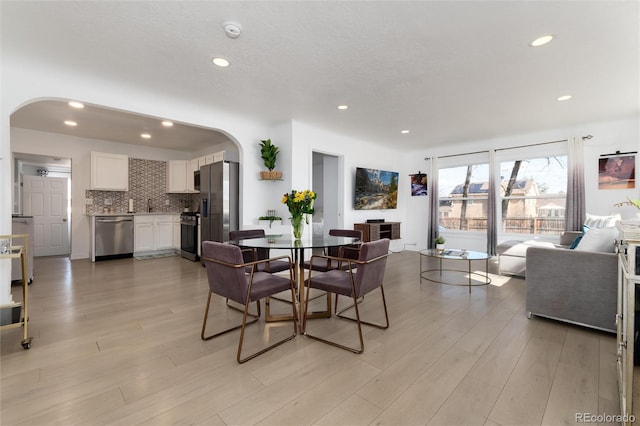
[229,229,290,273]
[302,228,362,272]
[302,238,391,354]
[201,241,298,363]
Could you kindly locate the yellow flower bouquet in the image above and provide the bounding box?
[281,189,317,238]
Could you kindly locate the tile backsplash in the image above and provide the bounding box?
[86,157,197,214]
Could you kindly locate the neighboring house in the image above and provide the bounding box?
[440,179,567,233]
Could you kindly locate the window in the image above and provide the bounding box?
[499,155,568,235]
[438,163,490,231]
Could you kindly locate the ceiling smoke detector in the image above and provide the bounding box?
[223,21,242,39]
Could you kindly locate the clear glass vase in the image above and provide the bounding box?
[291,215,304,239]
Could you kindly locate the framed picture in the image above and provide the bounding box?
[598,154,636,189]
[354,167,398,209]
[410,173,427,196]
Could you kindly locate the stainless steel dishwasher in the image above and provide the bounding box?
[95,215,134,261]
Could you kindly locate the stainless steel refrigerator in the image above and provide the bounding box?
[199,161,239,252]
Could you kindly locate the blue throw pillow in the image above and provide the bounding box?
[569,224,590,249]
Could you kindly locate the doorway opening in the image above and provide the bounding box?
[312,151,343,235]
[13,153,72,257]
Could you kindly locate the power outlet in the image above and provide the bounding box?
[84,198,93,205]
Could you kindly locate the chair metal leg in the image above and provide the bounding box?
[304,292,365,354]
[304,285,388,354]
[201,292,259,341]
[336,286,389,330]
[237,279,298,363]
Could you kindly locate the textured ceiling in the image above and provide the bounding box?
[3,1,639,152]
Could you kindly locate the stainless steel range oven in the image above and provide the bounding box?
[180,212,199,261]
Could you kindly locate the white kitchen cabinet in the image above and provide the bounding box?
[134,215,179,254]
[155,215,174,250]
[91,152,129,191]
[167,160,199,193]
[166,160,188,193]
[134,216,155,253]
[173,215,181,249]
[213,151,225,162]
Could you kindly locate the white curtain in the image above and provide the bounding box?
[428,157,439,248]
[565,136,586,231]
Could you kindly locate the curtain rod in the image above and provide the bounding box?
[424,134,593,160]
[600,150,638,157]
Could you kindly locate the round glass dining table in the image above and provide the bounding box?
[229,234,360,327]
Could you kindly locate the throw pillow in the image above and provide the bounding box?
[584,213,621,229]
[569,224,591,249]
[574,227,618,252]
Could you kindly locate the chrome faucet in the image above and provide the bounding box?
[147,198,152,213]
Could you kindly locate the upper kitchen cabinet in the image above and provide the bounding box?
[166,160,188,193]
[90,152,129,191]
[166,160,199,193]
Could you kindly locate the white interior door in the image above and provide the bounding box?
[23,176,70,256]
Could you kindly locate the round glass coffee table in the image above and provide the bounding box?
[420,248,491,293]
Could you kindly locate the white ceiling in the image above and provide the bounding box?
[3,1,639,152]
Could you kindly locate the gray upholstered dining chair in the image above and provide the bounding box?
[201,241,298,363]
[303,228,362,272]
[302,238,391,354]
[229,229,290,273]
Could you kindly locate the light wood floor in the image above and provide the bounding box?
[1,251,619,425]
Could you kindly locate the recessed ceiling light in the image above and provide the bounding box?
[64,120,77,126]
[212,57,230,67]
[141,133,151,139]
[68,101,84,109]
[337,105,349,110]
[557,95,572,101]
[401,130,410,134]
[530,35,554,47]
[162,120,174,127]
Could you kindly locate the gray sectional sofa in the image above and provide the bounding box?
[525,237,618,333]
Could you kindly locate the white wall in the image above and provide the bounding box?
[291,121,408,252]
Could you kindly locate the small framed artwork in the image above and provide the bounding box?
[598,154,636,190]
[410,173,427,196]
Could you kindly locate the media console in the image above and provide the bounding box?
[354,222,401,242]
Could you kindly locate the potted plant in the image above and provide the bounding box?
[258,214,282,228]
[614,198,640,219]
[259,138,282,180]
[435,236,445,251]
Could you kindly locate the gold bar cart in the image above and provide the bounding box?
[0,234,33,349]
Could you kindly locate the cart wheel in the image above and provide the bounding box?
[21,338,32,350]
